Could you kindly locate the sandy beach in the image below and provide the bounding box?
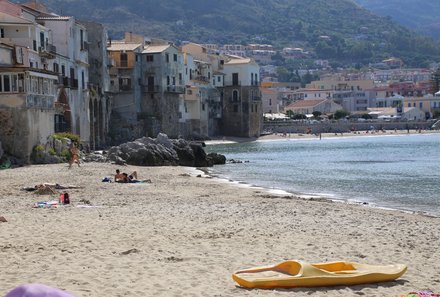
[0,161,439,297]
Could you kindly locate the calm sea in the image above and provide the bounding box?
[206,134,440,216]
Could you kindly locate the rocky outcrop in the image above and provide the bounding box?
[107,133,225,167]
[207,153,226,165]
[0,140,3,160]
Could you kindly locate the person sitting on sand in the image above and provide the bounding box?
[68,143,80,169]
[115,169,138,183]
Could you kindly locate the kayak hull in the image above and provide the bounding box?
[232,260,407,289]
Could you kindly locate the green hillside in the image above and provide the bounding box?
[354,0,440,40]
[14,0,440,67]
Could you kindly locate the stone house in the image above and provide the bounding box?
[107,39,143,143]
[221,57,262,138]
[0,1,63,160]
[139,42,184,138]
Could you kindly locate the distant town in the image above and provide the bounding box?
[1,0,440,162]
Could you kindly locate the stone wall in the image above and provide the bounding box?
[0,107,56,161]
[221,86,262,137]
[264,120,433,134]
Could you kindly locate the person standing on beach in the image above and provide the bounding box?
[68,143,80,169]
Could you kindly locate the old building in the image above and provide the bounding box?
[0,1,62,160]
[107,38,143,143]
[139,42,184,138]
[221,57,262,137]
[80,21,111,149]
[181,43,222,138]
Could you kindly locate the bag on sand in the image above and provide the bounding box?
[59,193,70,205]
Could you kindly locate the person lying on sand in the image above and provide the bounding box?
[114,169,151,183]
[21,183,82,192]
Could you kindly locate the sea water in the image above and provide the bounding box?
[206,134,440,216]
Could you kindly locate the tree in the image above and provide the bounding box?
[334,109,350,120]
[312,111,322,118]
[431,68,440,94]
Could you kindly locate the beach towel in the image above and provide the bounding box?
[33,201,59,208]
[5,284,76,297]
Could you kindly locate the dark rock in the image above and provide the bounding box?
[0,141,3,160]
[106,133,226,167]
[207,153,226,165]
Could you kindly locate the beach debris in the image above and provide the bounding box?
[163,256,184,263]
[79,198,91,205]
[0,216,7,222]
[179,173,191,177]
[120,248,140,255]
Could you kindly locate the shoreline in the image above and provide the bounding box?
[1,163,439,296]
[205,129,440,145]
[204,167,440,219]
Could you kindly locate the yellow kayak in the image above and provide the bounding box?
[232,260,407,289]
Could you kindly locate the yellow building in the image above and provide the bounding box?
[307,79,374,91]
[404,95,440,116]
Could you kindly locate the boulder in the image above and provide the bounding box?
[106,134,225,167]
[207,153,226,165]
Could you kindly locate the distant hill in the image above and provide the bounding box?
[12,0,440,67]
[354,0,440,40]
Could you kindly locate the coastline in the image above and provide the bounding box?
[205,129,440,145]
[0,163,439,296]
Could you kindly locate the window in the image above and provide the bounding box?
[408,103,411,107]
[202,103,205,111]
[80,29,84,50]
[39,32,44,49]
[173,54,177,62]
[146,55,154,62]
[120,53,128,67]
[167,76,170,85]
[255,74,258,85]
[269,98,272,106]
[419,102,423,109]
[81,71,85,89]
[172,76,176,85]
[251,73,254,85]
[233,90,239,102]
[53,63,59,73]
[0,28,4,38]
[33,40,37,51]
[165,53,169,63]
[3,75,10,92]
[217,76,221,82]
[232,73,239,86]
[61,65,65,76]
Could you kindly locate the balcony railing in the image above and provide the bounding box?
[165,85,185,94]
[142,85,161,93]
[38,44,56,59]
[61,76,78,89]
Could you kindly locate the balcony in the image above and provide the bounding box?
[142,85,161,93]
[165,85,185,94]
[119,85,132,92]
[38,44,56,59]
[192,76,210,83]
[61,76,78,89]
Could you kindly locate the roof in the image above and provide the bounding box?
[261,88,278,95]
[108,42,142,52]
[225,58,253,65]
[0,11,33,24]
[142,44,171,54]
[36,16,71,21]
[286,99,327,109]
